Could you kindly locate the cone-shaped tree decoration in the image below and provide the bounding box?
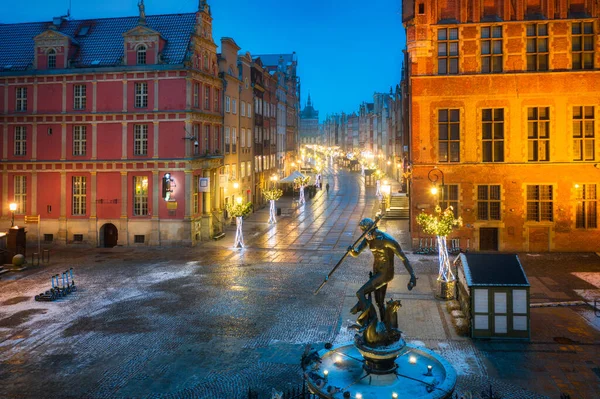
[416,206,463,299]
[294,176,311,205]
[263,188,283,224]
[226,201,253,248]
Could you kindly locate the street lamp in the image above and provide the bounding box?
[270,174,278,189]
[9,203,17,227]
[428,167,445,199]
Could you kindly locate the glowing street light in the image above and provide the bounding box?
[9,203,17,227]
[428,167,445,199]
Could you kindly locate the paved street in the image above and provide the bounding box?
[1,166,600,399]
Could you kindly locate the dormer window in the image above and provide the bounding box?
[48,49,56,69]
[137,45,147,65]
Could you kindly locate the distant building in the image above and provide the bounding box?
[403,0,600,251]
[299,93,320,145]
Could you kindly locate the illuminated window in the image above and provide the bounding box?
[47,49,56,69]
[136,45,147,65]
[438,28,459,75]
[527,107,550,162]
[133,176,149,216]
[134,124,148,156]
[482,108,504,162]
[73,125,87,156]
[232,127,237,154]
[134,82,148,108]
[14,126,26,156]
[241,127,246,148]
[572,22,594,70]
[16,87,27,111]
[72,176,87,216]
[477,185,501,220]
[439,184,459,217]
[14,175,27,214]
[576,184,597,228]
[225,96,231,113]
[526,24,548,71]
[231,163,237,180]
[481,26,502,73]
[573,106,595,161]
[74,84,86,110]
[438,109,460,162]
[246,161,251,177]
[527,185,553,222]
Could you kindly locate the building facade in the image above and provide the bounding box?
[403,0,600,251]
[299,93,320,145]
[0,2,229,247]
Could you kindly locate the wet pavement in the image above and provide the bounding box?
[0,165,599,399]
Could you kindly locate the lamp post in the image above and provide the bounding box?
[428,167,445,200]
[9,203,17,227]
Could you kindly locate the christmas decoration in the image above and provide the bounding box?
[416,206,463,299]
[294,176,311,205]
[226,200,253,248]
[263,188,283,224]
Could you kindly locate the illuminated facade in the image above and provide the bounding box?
[0,2,225,246]
[403,0,600,251]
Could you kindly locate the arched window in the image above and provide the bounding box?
[47,49,56,69]
[137,45,147,65]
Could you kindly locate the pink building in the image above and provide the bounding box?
[0,1,225,246]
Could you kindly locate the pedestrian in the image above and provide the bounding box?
[326,183,330,194]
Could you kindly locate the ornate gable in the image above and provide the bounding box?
[33,27,78,69]
[122,24,165,65]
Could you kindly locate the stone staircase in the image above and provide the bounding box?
[383,193,409,220]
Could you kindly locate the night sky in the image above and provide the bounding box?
[2,0,406,121]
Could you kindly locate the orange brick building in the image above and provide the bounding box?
[403,0,600,251]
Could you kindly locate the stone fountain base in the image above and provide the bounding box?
[303,342,456,399]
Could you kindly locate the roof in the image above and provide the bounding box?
[253,54,295,67]
[458,253,530,287]
[0,13,197,71]
[279,170,307,183]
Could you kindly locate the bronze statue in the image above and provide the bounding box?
[348,218,417,329]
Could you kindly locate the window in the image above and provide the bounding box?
[232,127,237,154]
[134,82,148,108]
[214,89,220,112]
[438,109,460,162]
[134,125,148,156]
[477,185,501,220]
[203,53,208,69]
[526,185,553,222]
[225,127,230,153]
[213,125,219,152]
[74,85,86,110]
[438,28,459,74]
[576,184,597,228]
[231,163,237,180]
[193,83,199,107]
[14,175,26,214]
[47,49,56,69]
[72,176,87,215]
[133,176,149,216]
[482,108,504,162]
[246,161,251,177]
[225,96,231,113]
[204,86,210,110]
[14,126,26,156]
[73,234,84,242]
[134,235,145,243]
[528,107,550,161]
[137,45,147,65]
[572,22,594,70]
[573,106,595,161]
[241,101,246,116]
[247,103,251,117]
[73,126,87,156]
[193,177,199,214]
[241,160,246,178]
[44,234,53,242]
[203,125,210,152]
[16,87,27,111]
[526,24,548,71]
[241,127,246,148]
[232,99,237,114]
[247,128,251,149]
[439,185,459,217]
[481,26,503,73]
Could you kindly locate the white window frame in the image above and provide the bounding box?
[16,87,27,111]
[73,125,87,156]
[232,127,237,154]
[135,82,148,108]
[133,176,149,216]
[47,49,57,69]
[232,99,237,114]
[14,175,26,215]
[137,45,147,65]
[193,83,199,108]
[241,100,246,116]
[225,96,231,113]
[241,127,246,148]
[72,176,87,216]
[14,126,26,156]
[134,125,148,156]
[74,84,86,110]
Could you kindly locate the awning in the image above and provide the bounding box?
[279,170,307,183]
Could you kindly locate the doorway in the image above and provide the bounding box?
[479,228,499,251]
[100,223,118,248]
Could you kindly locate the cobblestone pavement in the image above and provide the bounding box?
[0,165,599,399]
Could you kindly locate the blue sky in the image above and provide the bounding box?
[2,0,406,121]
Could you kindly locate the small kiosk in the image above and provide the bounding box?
[455,253,530,340]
